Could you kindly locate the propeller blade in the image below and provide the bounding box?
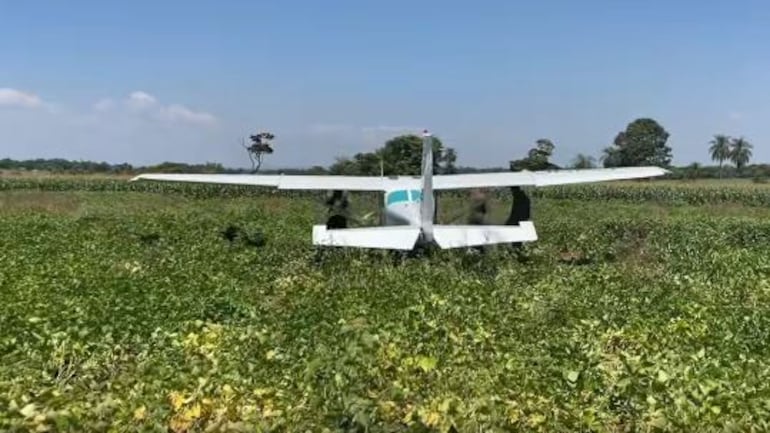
[325,190,350,228]
[324,190,376,228]
[467,189,489,225]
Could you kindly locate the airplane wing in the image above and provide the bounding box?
[132,166,667,191]
[130,173,387,191]
[433,166,668,189]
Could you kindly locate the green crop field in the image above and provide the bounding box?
[3,179,770,432]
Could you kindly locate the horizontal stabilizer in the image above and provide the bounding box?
[432,222,538,249]
[312,226,421,250]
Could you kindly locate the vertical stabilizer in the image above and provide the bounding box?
[420,130,434,242]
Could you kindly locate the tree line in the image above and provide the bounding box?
[0,158,235,175]
[1,117,760,179]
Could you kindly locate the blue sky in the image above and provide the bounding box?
[1,0,768,169]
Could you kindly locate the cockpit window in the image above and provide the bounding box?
[386,189,409,205]
[387,189,424,205]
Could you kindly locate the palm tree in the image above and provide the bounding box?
[571,153,596,169]
[708,134,731,178]
[730,137,753,174]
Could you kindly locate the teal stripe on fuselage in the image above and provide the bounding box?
[386,189,423,206]
[386,189,409,206]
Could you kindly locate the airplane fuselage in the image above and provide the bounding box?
[380,132,437,243]
[383,187,428,226]
[132,131,666,251]
[381,183,436,245]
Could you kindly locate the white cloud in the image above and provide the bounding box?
[160,104,217,126]
[0,88,43,108]
[93,98,115,112]
[2,89,227,167]
[728,111,743,121]
[126,91,158,110]
[91,91,217,127]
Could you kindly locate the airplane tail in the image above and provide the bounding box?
[312,223,537,250]
[420,131,434,242]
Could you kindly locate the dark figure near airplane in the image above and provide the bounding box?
[325,190,351,229]
[506,186,531,250]
[506,186,531,225]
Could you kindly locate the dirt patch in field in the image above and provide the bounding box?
[0,191,81,214]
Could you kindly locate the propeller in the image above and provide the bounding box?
[324,190,349,229]
[444,188,490,225]
[467,189,490,225]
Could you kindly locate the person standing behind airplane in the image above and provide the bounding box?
[325,190,350,229]
[506,186,531,225]
[506,186,531,250]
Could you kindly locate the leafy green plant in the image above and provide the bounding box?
[2,183,770,431]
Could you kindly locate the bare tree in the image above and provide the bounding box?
[242,131,275,173]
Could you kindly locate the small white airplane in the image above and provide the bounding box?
[131,131,667,250]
